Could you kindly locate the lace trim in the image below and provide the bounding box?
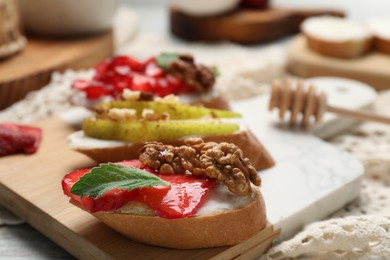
[263,215,390,259]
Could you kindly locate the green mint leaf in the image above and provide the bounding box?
[70,163,169,198]
[210,66,220,77]
[156,52,179,70]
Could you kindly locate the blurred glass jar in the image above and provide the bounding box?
[18,0,120,36]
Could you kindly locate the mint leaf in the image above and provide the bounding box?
[210,66,220,77]
[156,52,179,70]
[70,163,169,198]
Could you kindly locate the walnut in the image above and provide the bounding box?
[122,89,154,102]
[141,109,170,121]
[155,94,180,104]
[139,92,154,101]
[108,108,137,121]
[122,89,141,101]
[138,138,261,196]
[168,54,215,93]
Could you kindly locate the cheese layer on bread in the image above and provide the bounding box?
[118,182,257,217]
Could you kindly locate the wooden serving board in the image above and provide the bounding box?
[287,35,390,90]
[0,118,279,259]
[170,6,344,44]
[0,31,113,110]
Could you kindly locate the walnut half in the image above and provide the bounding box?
[168,54,215,93]
[138,138,261,196]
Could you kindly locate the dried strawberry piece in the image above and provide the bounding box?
[0,123,41,156]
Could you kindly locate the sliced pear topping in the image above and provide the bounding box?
[98,101,240,120]
[83,119,240,142]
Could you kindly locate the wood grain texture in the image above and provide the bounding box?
[287,36,390,91]
[0,31,113,110]
[170,6,344,44]
[0,118,278,259]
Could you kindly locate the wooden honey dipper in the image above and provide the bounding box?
[269,79,390,127]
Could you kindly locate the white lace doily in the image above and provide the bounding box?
[263,215,390,259]
[0,33,389,259]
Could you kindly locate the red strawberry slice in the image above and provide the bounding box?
[62,168,90,201]
[62,166,138,213]
[0,123,41,156]
[132,74,153,93]
[80,188,138,212]
[108,55,144,72]
[62,160,215,218]
[145,62,165,78]
[72,55,192,100]
[139,174,215,218]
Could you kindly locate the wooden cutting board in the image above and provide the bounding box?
[0,118,279,259]
[287,35,390,90]
[170,6,344,44]
[0,31,113,110]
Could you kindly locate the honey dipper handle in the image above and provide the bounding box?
[327,105,390,125]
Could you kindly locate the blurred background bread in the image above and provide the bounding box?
[367,18,390,55]
[301,16,373,58]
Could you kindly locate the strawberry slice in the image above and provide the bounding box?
[132,74,153,93]
[62,160,215,218]
[108,55,144,72]
[62,168,90,201]
[0,123,41,156]
[71,55,192,101]
[62,163,138,213]
[139,174,215,218]
[80,188,138,212]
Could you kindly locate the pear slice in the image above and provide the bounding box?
[98,101,240,119]
[83,119,240,142]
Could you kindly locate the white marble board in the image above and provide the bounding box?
[231,77,374,241]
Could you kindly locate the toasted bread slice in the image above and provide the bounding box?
[92,187,266,249]
[301,16,373,58]
[367,18,390,55]
[69,127,275,171]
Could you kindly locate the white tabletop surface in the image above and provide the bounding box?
[1,1,389,259]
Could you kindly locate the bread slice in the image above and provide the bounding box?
[301,16,373,58]
[367,18,390,55]
[92,187,266,249]
[68,127,275,171]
